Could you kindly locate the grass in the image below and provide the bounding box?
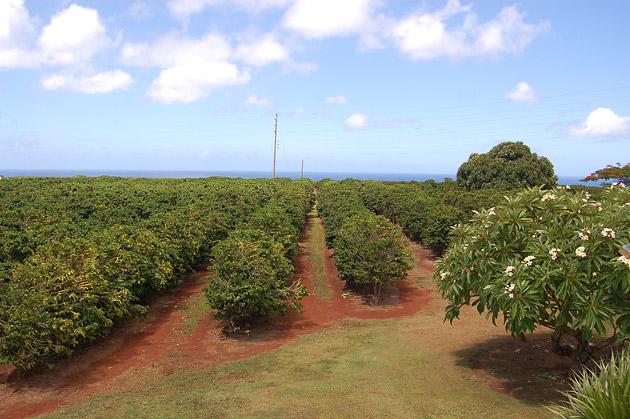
[176,275,212,334]
[304,207,332,300]
[46,307,553,418]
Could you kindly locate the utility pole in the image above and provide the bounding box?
[301,159,304,179]
[273,113,278,179]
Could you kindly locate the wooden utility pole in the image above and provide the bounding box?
[273,113,278,179]
[301,159,304,178]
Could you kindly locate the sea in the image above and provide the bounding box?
[0,169,597,186]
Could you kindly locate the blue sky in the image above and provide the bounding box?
[1,0,629,176]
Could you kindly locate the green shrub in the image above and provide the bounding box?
[205,230,308,332]
[333,215,413,304]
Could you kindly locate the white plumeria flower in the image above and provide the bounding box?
[504,283,516,298]
[505,266,516,276]
[489,207,497,216]
[522,256,535,266]
[619,256,630,269]
[578,229,591,241]
[440,272,450,280]
[542,193,557,202]
[575,246,587,258]
[549,248,561,260]
[601,228,616,239]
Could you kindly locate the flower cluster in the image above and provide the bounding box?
[601,228,616,239]
[505,266,515,276]
[619,256,630,269]
[522,255,535,266]
[489,207,497,216]
[440,272,450,280]
[578,229,591,241]
[549,248,561,260]
[575,246,587,258]
[611,182,626,189]
[542,193,557,202]
[504,283,515,298]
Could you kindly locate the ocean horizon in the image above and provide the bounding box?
[0,169,598,186]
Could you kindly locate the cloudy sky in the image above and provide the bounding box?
[1,0,629,176]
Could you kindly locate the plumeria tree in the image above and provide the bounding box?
[435,185,630,369]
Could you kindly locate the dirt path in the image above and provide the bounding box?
[0,211,432,418]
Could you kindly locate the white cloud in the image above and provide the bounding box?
[126,1,152,19]
[123,33,251,104]
[473,6,550,57]
[283,0,380,39]
[390,1,549,60]
[122,33,232,68]
[41,70,133,94]
[292,107,305,116]
[242,94,271,106]
[234,35,289,67]
[345,113,368,130]
[168,0,290,22]
[37,4,112,66]
[570,108,630,138]
[148,59,250,104]
[506,81,538,102]
[326,95,348,105]
[281,59,318,75]
[0,0,37,67]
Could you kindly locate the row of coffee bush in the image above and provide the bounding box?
[358,179,605,252]
[317,180,413,304]
[205,179,314,332]
[0,176,311,369]
[357,179,505,252]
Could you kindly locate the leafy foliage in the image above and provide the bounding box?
[358,179,504,252]
[0,176,312,369]
[205,230,308,332]
[205,179,313,332]
[435,185,630,367]
[317,179,413,303]
[457,141,557,190]
[548,347,630,418]
[582,162,630,185]
[333,215,413,303]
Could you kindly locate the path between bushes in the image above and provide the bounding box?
[0,210,433,418]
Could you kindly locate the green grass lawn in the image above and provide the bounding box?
[46,310,552,418]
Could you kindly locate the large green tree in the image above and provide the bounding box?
[435,186,630,370]
[457,141,557,190]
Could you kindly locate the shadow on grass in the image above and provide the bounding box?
[453,333,572,405]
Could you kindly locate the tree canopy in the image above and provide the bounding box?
[457,141,557,190]
[582,163,630,185]
[435,185,630,369]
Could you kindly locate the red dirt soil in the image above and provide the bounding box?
[0,215,431,418]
